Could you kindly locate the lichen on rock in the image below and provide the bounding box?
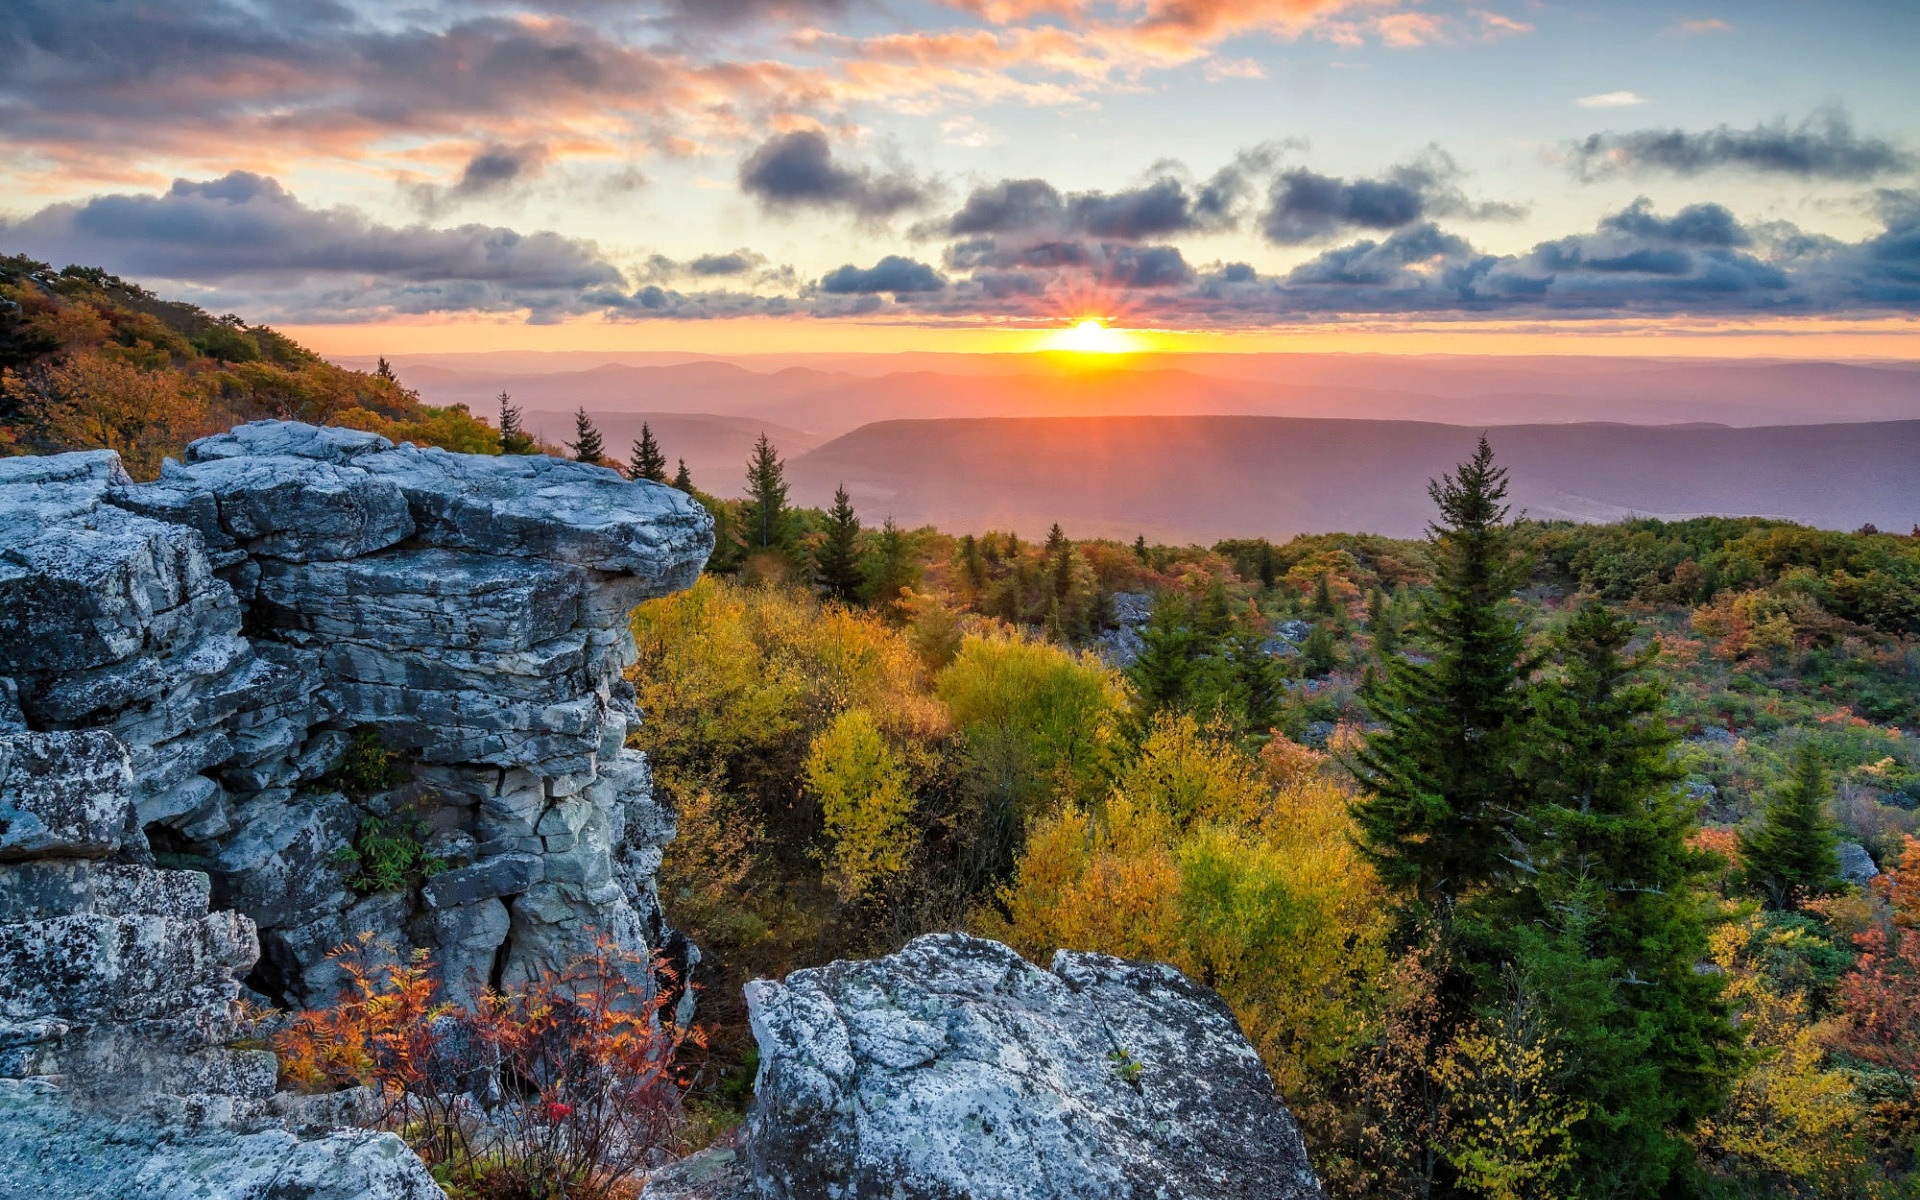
[647,932,1326,1200]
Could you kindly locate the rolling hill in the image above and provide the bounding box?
[783,416,1920,543]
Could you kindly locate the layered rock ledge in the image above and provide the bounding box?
[0,424,711,1193]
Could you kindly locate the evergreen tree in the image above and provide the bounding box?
[1740,744,1844,909]
[1499,602,1741,1195]
[1133,534,1150,565]
[497,391,535,455]
[629,422,668,482]
[1127,596,1200,727]
[959,534,986,589]
[816,484,865,604]
[1300,621,1339,676]
[1312,571,1338,618]
[375,356,397,383]
[1256,542,1278,589]
[861,517,919,614]
[671,459,693,491]
[1051,538,1075,600]
[1349,437,1537,916]
[1370,586,1401,658]
[568,407,605,464]
[1044,522,1068,558]
[739,433,793,554]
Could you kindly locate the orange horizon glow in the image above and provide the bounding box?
[275,313,1920,362]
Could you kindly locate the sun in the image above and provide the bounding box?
[1048,318,1134,354]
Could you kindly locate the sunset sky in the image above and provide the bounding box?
[3,0,1916,356]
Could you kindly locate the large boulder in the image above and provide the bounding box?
[659,933,1324,1200]
[1839,841,1880,885]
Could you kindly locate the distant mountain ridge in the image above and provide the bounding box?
[362,351,1920,441]
[782,415,1920,542]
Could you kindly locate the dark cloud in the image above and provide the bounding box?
[1285,223,1477,285]
[935,161,1257,242]
[0,0,766,172]
[409,143,551,216]
[689,251,763,276]
[1262,151,1521,244]
[1597,198,1749,246]
[1571,107,1914,181]
[2,172,620,290]
[819,255,946,294]
[739,131,929,219]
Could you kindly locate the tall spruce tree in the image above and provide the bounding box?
[816,484,865,603]
[497,391,535,455]
[960,534,986,589]
[568,408,605,464]
[629,422,667,482]
[1740,744,1844,909]
[861,517,919,613]
[1133,534,1150,565]
[1312,571,1338,617]
[1350,436,1536,916]
[671,459,693,491]
[1497,602,1740,1195]
[739,433,792,554]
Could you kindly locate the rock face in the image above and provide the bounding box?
[0,729,442,1198]
[0,423,712,1013]
[647,933,1325,1200]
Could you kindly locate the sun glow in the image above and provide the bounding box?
[1048,318,1136,354]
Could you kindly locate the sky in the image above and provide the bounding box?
[2,0,1917,356]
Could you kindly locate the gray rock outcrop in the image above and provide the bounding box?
[1,423,711,1013]
[1838,841,1881,885]
[1,423,710,1189]
[646,933,1325,1200]
[0,728,442,1198]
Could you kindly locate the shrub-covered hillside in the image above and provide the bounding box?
[643,432,1920,1198]
[0,254,498,475]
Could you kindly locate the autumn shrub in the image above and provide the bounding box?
[277,936,697,1200]
[980,713,1389,1105]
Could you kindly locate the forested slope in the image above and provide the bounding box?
[0,254,497,475]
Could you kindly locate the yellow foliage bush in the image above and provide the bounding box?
[807,707,917,901]
[1693,913,1871,1194]
[981,713,1390,1102]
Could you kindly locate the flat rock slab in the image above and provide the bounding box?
[0,1079,442,1200]
[736,932,1324,1200]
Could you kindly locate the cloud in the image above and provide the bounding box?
[1,172,620,290]
[739,131,930,219]
[935,149,1272,242]
[409,142,552,216]
[1577,91,1649,109]
[689,251,766,276]
[819,255,947,293]
[1676,18,1732,34]
[1572,107,1914,181]
[892,195,1920,323]
[1261,151,1522,244]
[1597,198,1749,247]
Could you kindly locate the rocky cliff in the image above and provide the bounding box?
[1,421,712,1015]
[0,422,712,1191]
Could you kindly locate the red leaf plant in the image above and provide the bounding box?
[276,933,703,1199]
